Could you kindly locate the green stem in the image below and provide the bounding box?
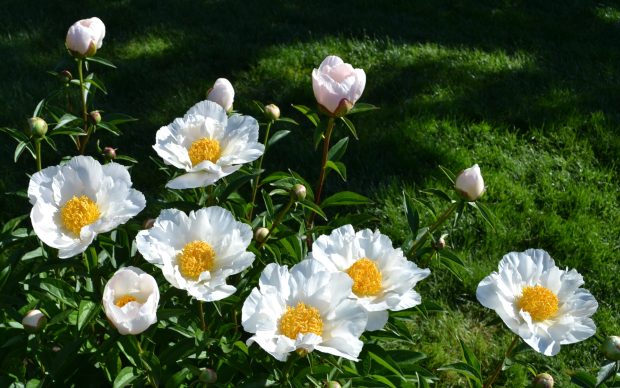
[248,120,274,220]
[198,301,207,332]
[34,139,42,171]
[483,336,520,388]
[76,58,92,154]
[137,341,158,388]
[256,195,295,250]
[408,201,460,256]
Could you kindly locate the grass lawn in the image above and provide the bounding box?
[1,0,619,386]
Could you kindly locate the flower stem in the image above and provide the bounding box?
[76,58,92,155]
[408,201,459,257]
[34,139,42,171]
[256,195,295,250]
[137,340,158,388]
[198,301,207,332]
[483,335,520,388]
[248,119,274,220]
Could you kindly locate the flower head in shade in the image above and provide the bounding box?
[206,78,235,112]
[153,100,264,189]
[135,207,255,301]
[65,17,106,57]
[476,249,598,356]
[103,267,159,335]
[28,156,146,258]
[312,55,366,116]
[308,225,430,331]
[242,259,367,361]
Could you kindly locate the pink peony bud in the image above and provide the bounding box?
[291,184,307,201]
[312,55,365,117]
[206,78,234,112]
[455,164,485,201]
[66,17,106,57]
[22,309,47,332]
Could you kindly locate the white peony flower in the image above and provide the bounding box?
[455,164,485,201]
[102,266,159,335]
[153,100,264,189]
[28,156,146,258]
[242,259,368,361]
[135,207,255,301]
[65,17,106,57]
[312,55,366,116]
[308,225,430,331]
[476,249,598,356]
[206,78,235,112]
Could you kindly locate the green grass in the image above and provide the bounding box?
[1,0,619,386]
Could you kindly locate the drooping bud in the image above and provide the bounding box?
[532,373,554,388]
[103,147,116,161]
[28,117,48,138]
[602,336,620,361]
[22,309,47,333]
[254,227,270,243]
[264,104,280,121]
[455,164,485,201]
[198,368,217,384]
[206,78,234,112]
[59,70,73,83]
[89,111,102,125]
[291,184,307,201]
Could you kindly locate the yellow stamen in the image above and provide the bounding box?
[114,295,138,307]
[60,195,100,236]
[178,241,216,280]
[518,285,559,321]
[188,138,221,166]
[346,258,382,297]
[279,302,323,339]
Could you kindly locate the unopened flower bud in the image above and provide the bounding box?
[206,78,234,112]
[254,227,270,243]
[103,147,116,161]
[89,111,101,125]
[143,218,156,230]
[602,336,620,361]
[532,373,554,388]
[455,164,485,201]
[436,236,446,250]
[325,382,342,388]
[199,368,217,384]
[28,117,48,138]
[52,345,61,352]
[291,184,307,201]
[59,70,72,83]
[22,309,47,333]
[264,104,280,121]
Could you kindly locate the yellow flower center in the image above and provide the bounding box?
[114,295,139,307]
[279,302,323,339]
[346,258,382,297]
[518,285,559,321]
[188,138,221,166]
[178,241,216,280]
[60,195,100,236]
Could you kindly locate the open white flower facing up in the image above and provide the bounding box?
[308,225,431,331]
[242,259,367,361]
[103,266,159,335]
[477,249,598,356]
[135,207,255,301]
[28,156,146,258]
[153,100,264,189]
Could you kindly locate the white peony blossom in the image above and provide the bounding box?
[135,207,255,301]
[103,267,159,335]
[206,78,235,112]
[309,225,430,331]
[242,259,368,361]
[153,100,264,189]
[312,55,366,116]
[65,17,106,57]
[477,249,598,356]
[28,156,146,258]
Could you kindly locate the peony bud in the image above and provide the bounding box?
[22,309,47,332]
[312,55,366,117]
[206,78,234,112]
[66,17,106,57]
[455,164,485,201]
[89,111,101,125]
[532,373,554,388]
[103,147,117,161]
[325,382,342,388]
[28,117,48,138]
[254,227,270,243]
[198,368,217,384]
[102,267,159,335]
[436,235,447,250]
[264,104,280,121]
[291,184,307,201]
[602,336,620,361]
[59,70,72,83]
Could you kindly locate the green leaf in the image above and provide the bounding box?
[87,56,117,68]
[327,137,349,162]
[347,102,380,115]
[597,361,618,386]
[14,141,34,162]
[50,126,85,136]
[423,188,453,202]
[368,375,397,388]
[340,116,358,140]
[77,300,99,332]
[367,351,405,380]
[291,104,320,127]
[571,371,597,388]
[459,338,481,380]
[438,165,456,184]
[113,367,139,388]
[114,155,138,163]
[403,192,420,236]
[104,113,138,125]
[298,199,327,220]
[33,98,46,117]
[0,126,29,143]
[321,191,371,208]
[313,123,324,150]
[276,117,299,125]
[325,161,347,181]
[97,122,122,136]
[36,278,78,308]
[438,362,482,383]
[267,130,291,148]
